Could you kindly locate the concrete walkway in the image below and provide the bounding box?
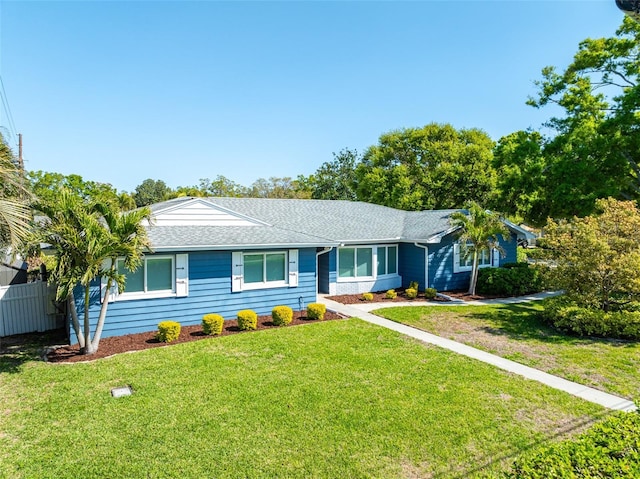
[345,290,563,313]
[319,295,637,412]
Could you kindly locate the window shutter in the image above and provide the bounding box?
[175,254,189,297]
[288,249,299,287]
[232,251,243,292]
[453,243,461,273]
[492,247,500,268]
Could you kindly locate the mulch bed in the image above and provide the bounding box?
[47,310,345,364]
[328,289,514,304]
[327,288,450,305]
[443,290,517,301]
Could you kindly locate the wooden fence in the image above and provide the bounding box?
[0,282,61,337]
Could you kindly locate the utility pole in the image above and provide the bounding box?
[18,133,23,170]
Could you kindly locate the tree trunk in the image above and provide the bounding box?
[468,251,479,296]
[68,290,85,349]
[81,286,95,355]
[90,273,114,353]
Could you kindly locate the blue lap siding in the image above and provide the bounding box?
[399,243,427,290]
[428,232,519,292]
[70,248,318,345]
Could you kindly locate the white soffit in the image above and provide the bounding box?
[149,198,267,227]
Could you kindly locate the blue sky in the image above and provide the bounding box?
[0,0,626,193]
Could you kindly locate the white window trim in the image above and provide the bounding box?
[232,250,297,292]
[116,255,175,300]
[103,253,189,302]
[453,243,497,273]
[241,251,288,291]
[337,244,400,282]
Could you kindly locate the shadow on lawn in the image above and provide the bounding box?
[468,302,638,348]
[441,408,616,479]
[0,329,66,374]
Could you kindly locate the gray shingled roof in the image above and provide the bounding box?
[148,225,336,250]
[147,197,465,250]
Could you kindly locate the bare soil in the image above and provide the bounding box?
[46,311,345,364]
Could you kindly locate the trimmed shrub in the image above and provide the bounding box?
[424,287,437,300]
[362,292,374,301]
[156,321,181,343]
[307,303,326,320]
[405,288,418,299]
[272,305,293,326]
[542,297,640,340]
[237,310,258,331]
[477,263,547,297]
[506,410,640,478]
[409,281,419,291]
[202,314,224,336]
[385,289,397,299]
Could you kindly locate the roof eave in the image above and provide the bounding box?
[502,219,537,240]
[151,241,341,252]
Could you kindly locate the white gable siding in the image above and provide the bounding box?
[152,200,264,227]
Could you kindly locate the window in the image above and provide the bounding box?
[453,243,496,273]
[117,256,174,294]
[105,254,189,301]
[232,250,298,292]
[244,252,286,285]
[339,247,374,279]
[377,246,397,276]
[338,245,398,281]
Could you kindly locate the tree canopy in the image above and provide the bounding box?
[133,178,172,207]
[355,123,497,211]
[496,18,640,224]
[0,135,31,253]
[543,198,640,312]
[305,148,359,201]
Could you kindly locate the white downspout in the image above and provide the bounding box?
[316,247,333,296]
[413,242,429,289]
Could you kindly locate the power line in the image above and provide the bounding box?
[0,75,18,146]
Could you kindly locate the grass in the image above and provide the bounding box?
[0,319,606,478]
[375,301,640,400]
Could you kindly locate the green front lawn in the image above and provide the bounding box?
[1,319,604,478]
[375,302,640,400]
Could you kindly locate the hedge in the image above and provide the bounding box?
[542,297,640,340]
[477,263,548,297]
[505,410,640,478]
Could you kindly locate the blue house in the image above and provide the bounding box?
[72,197,532,343]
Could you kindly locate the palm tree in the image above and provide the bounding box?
[36,189,151,354]
[0,136,31,253]
[449,202,509,296]
[90,200,151,351]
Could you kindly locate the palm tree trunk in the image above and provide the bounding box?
[68,290,85,349]
[91,275,113,352]
[82,286,95,355]
[469,251,479,295]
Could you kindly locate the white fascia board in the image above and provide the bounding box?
[337,238,402,245]
[502,219,537,240]
[151,242,341,252]
[416,226,461,244]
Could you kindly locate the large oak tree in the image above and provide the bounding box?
[355,123,497,211]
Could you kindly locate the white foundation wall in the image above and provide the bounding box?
[329,276,402,295]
